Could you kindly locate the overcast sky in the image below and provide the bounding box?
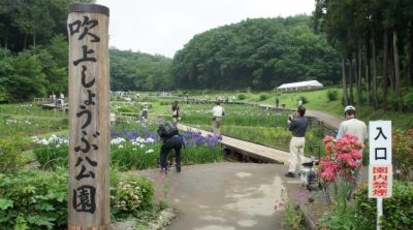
[96,0,315,58]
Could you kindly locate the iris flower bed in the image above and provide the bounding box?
[180,103,288,127]
[0,104,68,138]
[179,103,323,151]
[33,122,223,170]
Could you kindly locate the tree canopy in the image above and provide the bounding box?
[314,0,413,112]
[1,0,412,113]
[168,16,341,90]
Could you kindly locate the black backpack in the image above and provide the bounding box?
[157,121,179,138]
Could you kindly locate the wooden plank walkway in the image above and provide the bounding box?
[41,103,69,111]
[177,124,310,164]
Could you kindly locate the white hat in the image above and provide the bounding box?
[344,105,356,113]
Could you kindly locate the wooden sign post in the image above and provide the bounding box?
[67,3,110,229]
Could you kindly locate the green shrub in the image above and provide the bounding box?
[319,204,370,230]
[388,91,398,110]
[320,181,413,229]
[0,136,25,173]
[110,175,155,219]
[0,169,68,230]
[353,181,413,229]
[259,94,269,101]
[0,169,157,229]
[403,91,413,110]
[282,202,304,229]
[174,90,185,97]
[117,105,135,113]
[326,89,339,101]
[238,94,246,100]
[392,128,413,180]
[298,95,308,104]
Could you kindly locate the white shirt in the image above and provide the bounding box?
[212,105,225,117]
[336,118,368,144]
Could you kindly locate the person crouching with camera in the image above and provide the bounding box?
[157,122,184,174]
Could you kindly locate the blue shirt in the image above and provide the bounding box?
[289,116,308,137]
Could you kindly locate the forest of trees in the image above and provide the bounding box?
[169,16,341,90]
[109,49,172,92]
[0,0,412,112]
[109,16,341,92]
[0,0,95,101]
[314,0,413,112]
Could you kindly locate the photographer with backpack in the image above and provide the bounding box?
[157,121,184,174]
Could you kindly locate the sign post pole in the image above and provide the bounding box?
[377,197,383,230]
[67,3,110,229]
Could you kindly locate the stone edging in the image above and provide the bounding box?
[111,207,177,230]
[299,204,317,230]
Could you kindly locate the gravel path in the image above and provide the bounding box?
[306,109,344,130]
[112,110,345,229]
[138,163,290,230]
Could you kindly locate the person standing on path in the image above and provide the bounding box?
[285,105,308,178]
[171,101,180,124]
[212,101,225,136]
[336,105,368,194]
[336,105,368,146]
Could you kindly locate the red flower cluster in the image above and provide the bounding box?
[318,134,364,183]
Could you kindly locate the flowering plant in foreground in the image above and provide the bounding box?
[318,134,364,206]
[32,134,70,169]
[110,176,154,218]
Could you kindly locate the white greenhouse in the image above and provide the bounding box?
[277,80,323,92]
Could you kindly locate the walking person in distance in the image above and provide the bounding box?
[212,101,225,136]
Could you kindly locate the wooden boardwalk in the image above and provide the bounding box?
[176,99,344,164]
[177,124,310,164]
[34,98,69,111]
[41,103,68,110]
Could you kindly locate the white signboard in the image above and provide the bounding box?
[369,121,392,165]
[368,121,393,230]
